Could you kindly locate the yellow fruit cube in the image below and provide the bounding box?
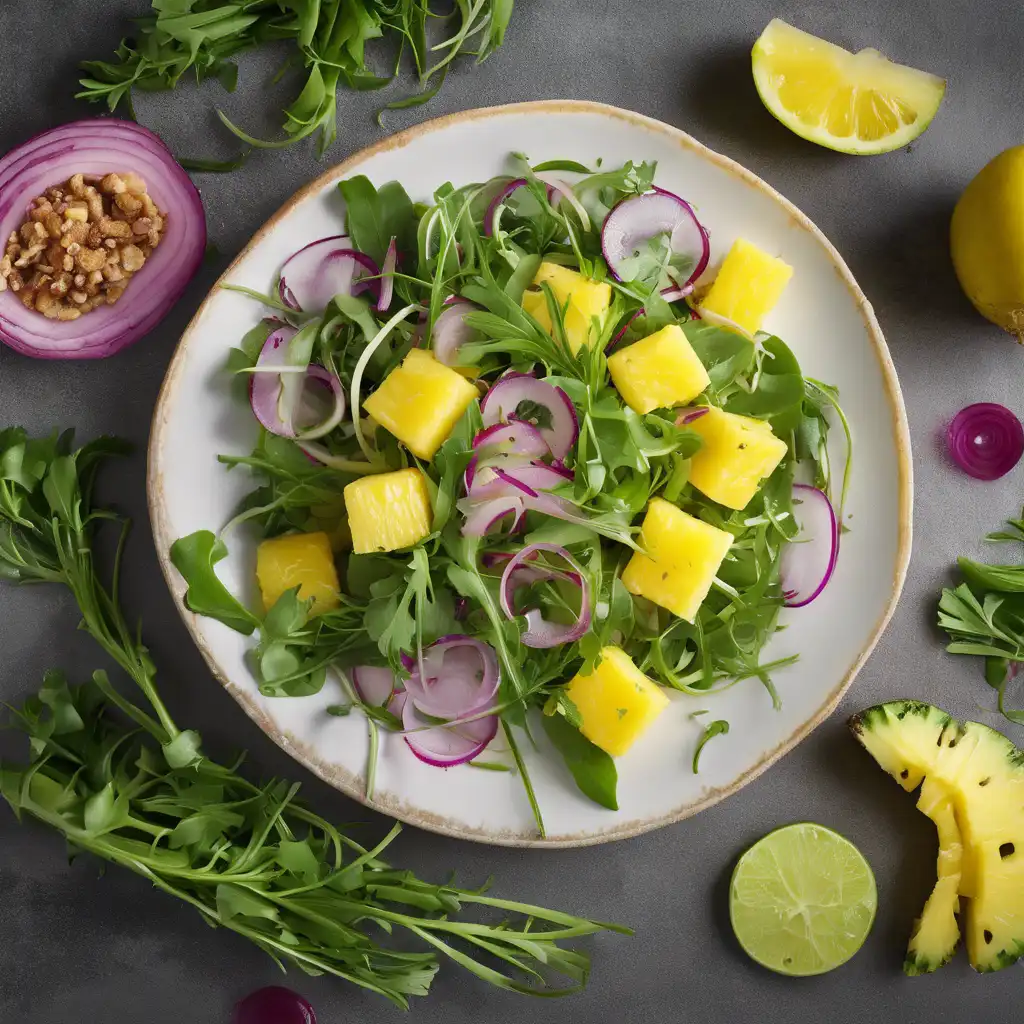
[688,407,789,510]
[521,262,611,354]
[607,324,711,414]
[565,646,670,757]
[256,531,340,615]
[701,238,793,335]
[344,468,433,554]
[363,349,478,460]
[621,498,733,621]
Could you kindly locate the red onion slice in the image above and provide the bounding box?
[278,237,380,312]
[235,987,316,1024]
[470,460,574,502]
[0,119,206,360]
[404,635,500,719]
[377,236,397,313]
[351,666,396,708]
[402,696,498,767]
[675,406,710,426]
[499,543,591,648]
[430,298,480,365]
[473,420,550,456]
[601,186,710,289]
[460,495,525,536]
[780,484,839,608]
[480,373,579,459]
[484,178,528,236]
[946,403,1024,481]
[249,327,345,439]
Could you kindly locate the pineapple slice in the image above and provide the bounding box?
[687,407,789,510]
[701,238,793,335]
[344,468,433,554]
[966,840,1024,972]
[256,531,340,614]
[363,349,478,460]
[621,498,733,621]
[521,262,611,354]
[564,646,670,757]
[607,324,711,414]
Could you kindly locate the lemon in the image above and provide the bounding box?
[730,823,877,976]
[751,19,946,155]
[951,146,1024,340]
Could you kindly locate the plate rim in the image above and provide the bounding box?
[148,99,913,848]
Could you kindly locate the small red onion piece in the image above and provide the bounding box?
[601,187,710,289]
[377,236,397,313]
[278,238,380,312]
[404,635,500,719]
[484,177,529,236]
[235,987,315,1024]
[533,173,591,232]
[499,543,591,648]
[480,373,579,459]
[675,406,710,426]
[249,328,345,439]
[692,304,754,340]
[473,420,550,456]
[403,696,498,767]
[946,403,1024,481]
[431,298,480,365]
[460,495,525,537]
[781,484,839,608]
[0,119,206,360]
[352,666,396,708]
[470,459,574,501]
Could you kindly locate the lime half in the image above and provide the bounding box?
[730,823,877,976]
[751,19,946,155]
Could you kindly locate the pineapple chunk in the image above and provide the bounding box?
[256,531,340,614]
[621,498,732,621]
[687,407,789,510]
[701,238,793,335]
[607,324,711,414]
[564,646,670,757]
[344,468,433,554]
[363,349,478,460]
[521,262,611,354]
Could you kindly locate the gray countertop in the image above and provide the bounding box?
[1,1,1022,1021]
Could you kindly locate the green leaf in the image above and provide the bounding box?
[684,323,754,392]
[169,531,258,635]
[338,175,417,267]
[541,713,618,810]
[216,884,280,924]
[42,456,81,527]
[277,839,322,883]
[958,557,1024,594]
[692,719,730,773]
[163,729,203,769]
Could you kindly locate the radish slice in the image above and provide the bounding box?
[431,299,480,365]
[249,327,345,439]
[377,237,397,313]
[480,373,579,459]
[351,666,396,708]
[499,544,591,648]
[404,636,500,719]
[460,495,525,536]
[781,484,839,608]
[602,187,710,290]
[278,237,380,312]
[402,698,498,767]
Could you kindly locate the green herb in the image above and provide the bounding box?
[541,713,619,811]
[692,719,730,773]
[77,1,517,156]
[0,427,628,1006]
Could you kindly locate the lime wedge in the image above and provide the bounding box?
[751,19,946,155]
[730,823,877,975]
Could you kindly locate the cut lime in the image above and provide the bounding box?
[751,19,946,155]
[730,822,877,976]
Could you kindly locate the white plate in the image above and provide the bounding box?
[149,101,912,848]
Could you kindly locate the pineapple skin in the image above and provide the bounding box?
[621,498,733,622]
[701,237,793,334]
[255,531,341,614]
[521,261,611,354]
[363,349,478,460]
[607,324,712,414]
[564,646,670,757]
[344,468,433,554]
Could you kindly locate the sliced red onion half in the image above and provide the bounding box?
[377,236,397,313]
[601,186,710,290]
[404,635,500,719]
[402,696,498,767]
[278,237,380,312]
[351,665,397,708]
[0,119,206,359]
[946,402,1024,481]
[234,986,316,1024]
[499,543,591,648]
[249,327,345,439]
[480,373,579,459]
[430,298,480,365]
[780,484,839,608]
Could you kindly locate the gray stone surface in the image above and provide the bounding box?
[1,1,1023,1020]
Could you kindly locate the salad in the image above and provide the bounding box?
[172,154,849,836]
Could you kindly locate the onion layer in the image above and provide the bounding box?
[780,484,839,608]
[431,298,480,365]
[947,402,1024,481]
[499,544,591,648]
[278,237,380,312]
[0,119,206,359]
[480,373,579,459]
[351,666,397,708]
[234,987,316,1024]
[404,635,500,719]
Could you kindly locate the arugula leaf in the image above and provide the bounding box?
[339,175,417,267]
[169,531,258,635]
[692,719,730,773]
[541,712,618,810]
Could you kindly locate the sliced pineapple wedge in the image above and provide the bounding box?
[752,19,946,155]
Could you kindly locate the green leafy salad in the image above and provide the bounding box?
[172,153,850,836]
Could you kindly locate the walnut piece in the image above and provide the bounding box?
[0,172,166,321]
